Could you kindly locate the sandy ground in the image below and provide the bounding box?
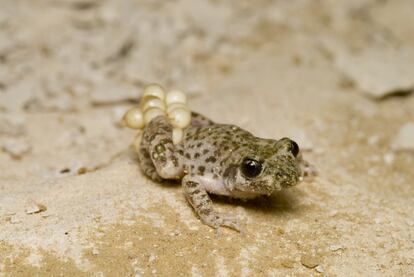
[1,0,414,276]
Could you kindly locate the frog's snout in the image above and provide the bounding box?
[275,155,301,188]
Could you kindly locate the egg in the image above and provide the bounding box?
[123,107,144,129]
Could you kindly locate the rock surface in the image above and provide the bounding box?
[0,0,413,276]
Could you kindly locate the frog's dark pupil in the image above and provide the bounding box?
[241,158,262,178]
[290,140,299,157]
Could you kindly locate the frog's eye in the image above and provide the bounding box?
[289,140,299,157]
[279,138,300,157]
[241,158,262,178]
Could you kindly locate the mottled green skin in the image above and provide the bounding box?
[138,112,308,231]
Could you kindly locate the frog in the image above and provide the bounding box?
[137,112,315,231]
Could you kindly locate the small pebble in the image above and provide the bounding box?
[300,254,320,269]
[25,202,47,214]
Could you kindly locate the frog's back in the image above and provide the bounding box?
[183,124,254,151]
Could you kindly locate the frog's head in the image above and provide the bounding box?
[223,138,301,197]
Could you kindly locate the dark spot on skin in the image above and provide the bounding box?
[198,166,205,175]
[192,189,200,194]
[142,150,150,159]
[213,174,219,179]
[185,153,191,159]
[203,149,209,155]
[191,165,195,169]
[159,138,171,146]
[172,157,179,167]
[177,149,184,156]
[194,153,200,158]
[205,156,217,163]
[186,181,198,188]
[197,142,203,147]
[196,202,205,210]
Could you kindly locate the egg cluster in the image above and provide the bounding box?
[123,84,191,145]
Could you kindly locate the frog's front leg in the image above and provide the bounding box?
[140,115,183,179]
[182,175,241,231]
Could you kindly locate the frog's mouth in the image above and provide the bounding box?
[277,169,301,188]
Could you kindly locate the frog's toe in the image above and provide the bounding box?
[217,213,242,232]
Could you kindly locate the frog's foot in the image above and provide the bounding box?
[140,115,183,180]
[209,212,241,232]
[182,175,241,232]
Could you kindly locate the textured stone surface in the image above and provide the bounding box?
[1,0,414,276]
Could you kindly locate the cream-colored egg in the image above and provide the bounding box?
[123,107,144,129]
[141,97,166,112]
[172,128,183,144]
[144,107,165,125]
[166,102,188,114]
[142,83,166,100]
[168,108,191,128]
[166,89,187,105]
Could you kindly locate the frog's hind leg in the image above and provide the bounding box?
[182,175,241,231]
[140,115,183,180]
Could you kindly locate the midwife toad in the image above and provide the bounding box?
[138,112,314,231]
